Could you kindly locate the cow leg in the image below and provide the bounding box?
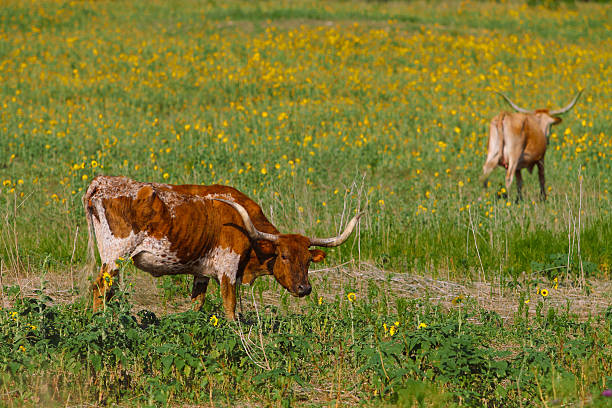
[220,275,237,321]
[504,147,522,200]
[515,169,523,202]
[481,160,499,188]
[504,164,516,197]
[537,161,546,201]
[91,263,119,312]
[191,276,210,311]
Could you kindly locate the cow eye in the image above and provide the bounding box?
[281,254,289,260]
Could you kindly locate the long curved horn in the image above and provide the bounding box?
[309,212,365,247]
[213,198,279,242]
[495,91,532,113]
[549,89,584,116]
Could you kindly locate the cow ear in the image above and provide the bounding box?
[257,240,276,255]
[310,249,326,263]
[553,116,562,124]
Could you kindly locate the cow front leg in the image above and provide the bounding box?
[91,263,119,312]
[537,161,546,201]
[220,275,237,321]
[515,170,524,202]
[191,276,210,311]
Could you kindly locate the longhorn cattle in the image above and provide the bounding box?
[83,176,363,320]
[481,90,583,200]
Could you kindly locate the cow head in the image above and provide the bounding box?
[256,235,324,296]
[214,198,364,297]
[496,89,583,139]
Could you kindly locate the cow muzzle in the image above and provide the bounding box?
[296,283,312,297]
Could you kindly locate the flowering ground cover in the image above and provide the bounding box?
[0,0,610,406]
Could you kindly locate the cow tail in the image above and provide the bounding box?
[497,113,505,154]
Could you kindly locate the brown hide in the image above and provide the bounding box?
[162,183,325,295]
[167,184,278,236]
[93,181,230,263]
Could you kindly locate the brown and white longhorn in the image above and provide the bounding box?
[481,90,583,200]
[83,176,364,320]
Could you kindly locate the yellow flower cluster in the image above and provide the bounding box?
[0,0,608,265]
[383,321,400,337]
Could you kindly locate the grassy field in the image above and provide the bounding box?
[0,0,611,406]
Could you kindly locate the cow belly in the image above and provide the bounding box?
[132,236,190,277]
[132,251,192,276]
[132,238,241,283]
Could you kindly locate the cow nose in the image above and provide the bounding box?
[297,284,311,296]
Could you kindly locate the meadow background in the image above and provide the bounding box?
[0,0,610,406]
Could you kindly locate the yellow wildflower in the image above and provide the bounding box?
[347,292,356,302]
[452,295,464,305]
[103,271,113,287]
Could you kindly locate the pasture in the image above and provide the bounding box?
[0,0,611,406]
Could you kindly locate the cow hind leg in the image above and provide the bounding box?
[481,120,503,188]
[481,159,500,188]
[92,263,120,312]
[537,161,546,201]
[504,157,520,200]
[191,276,210,311]
[515,170,524,202]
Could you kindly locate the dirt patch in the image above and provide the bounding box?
[1,263,610,321]
[309,262,612,322]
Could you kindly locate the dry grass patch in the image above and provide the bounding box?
[1,263,609,323]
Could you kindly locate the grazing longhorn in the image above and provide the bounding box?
[481,90,583,200]
[83,176,363,320]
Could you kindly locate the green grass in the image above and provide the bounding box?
[0,0,610,405]
[1,279,611,407]
[0,0,609,279]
